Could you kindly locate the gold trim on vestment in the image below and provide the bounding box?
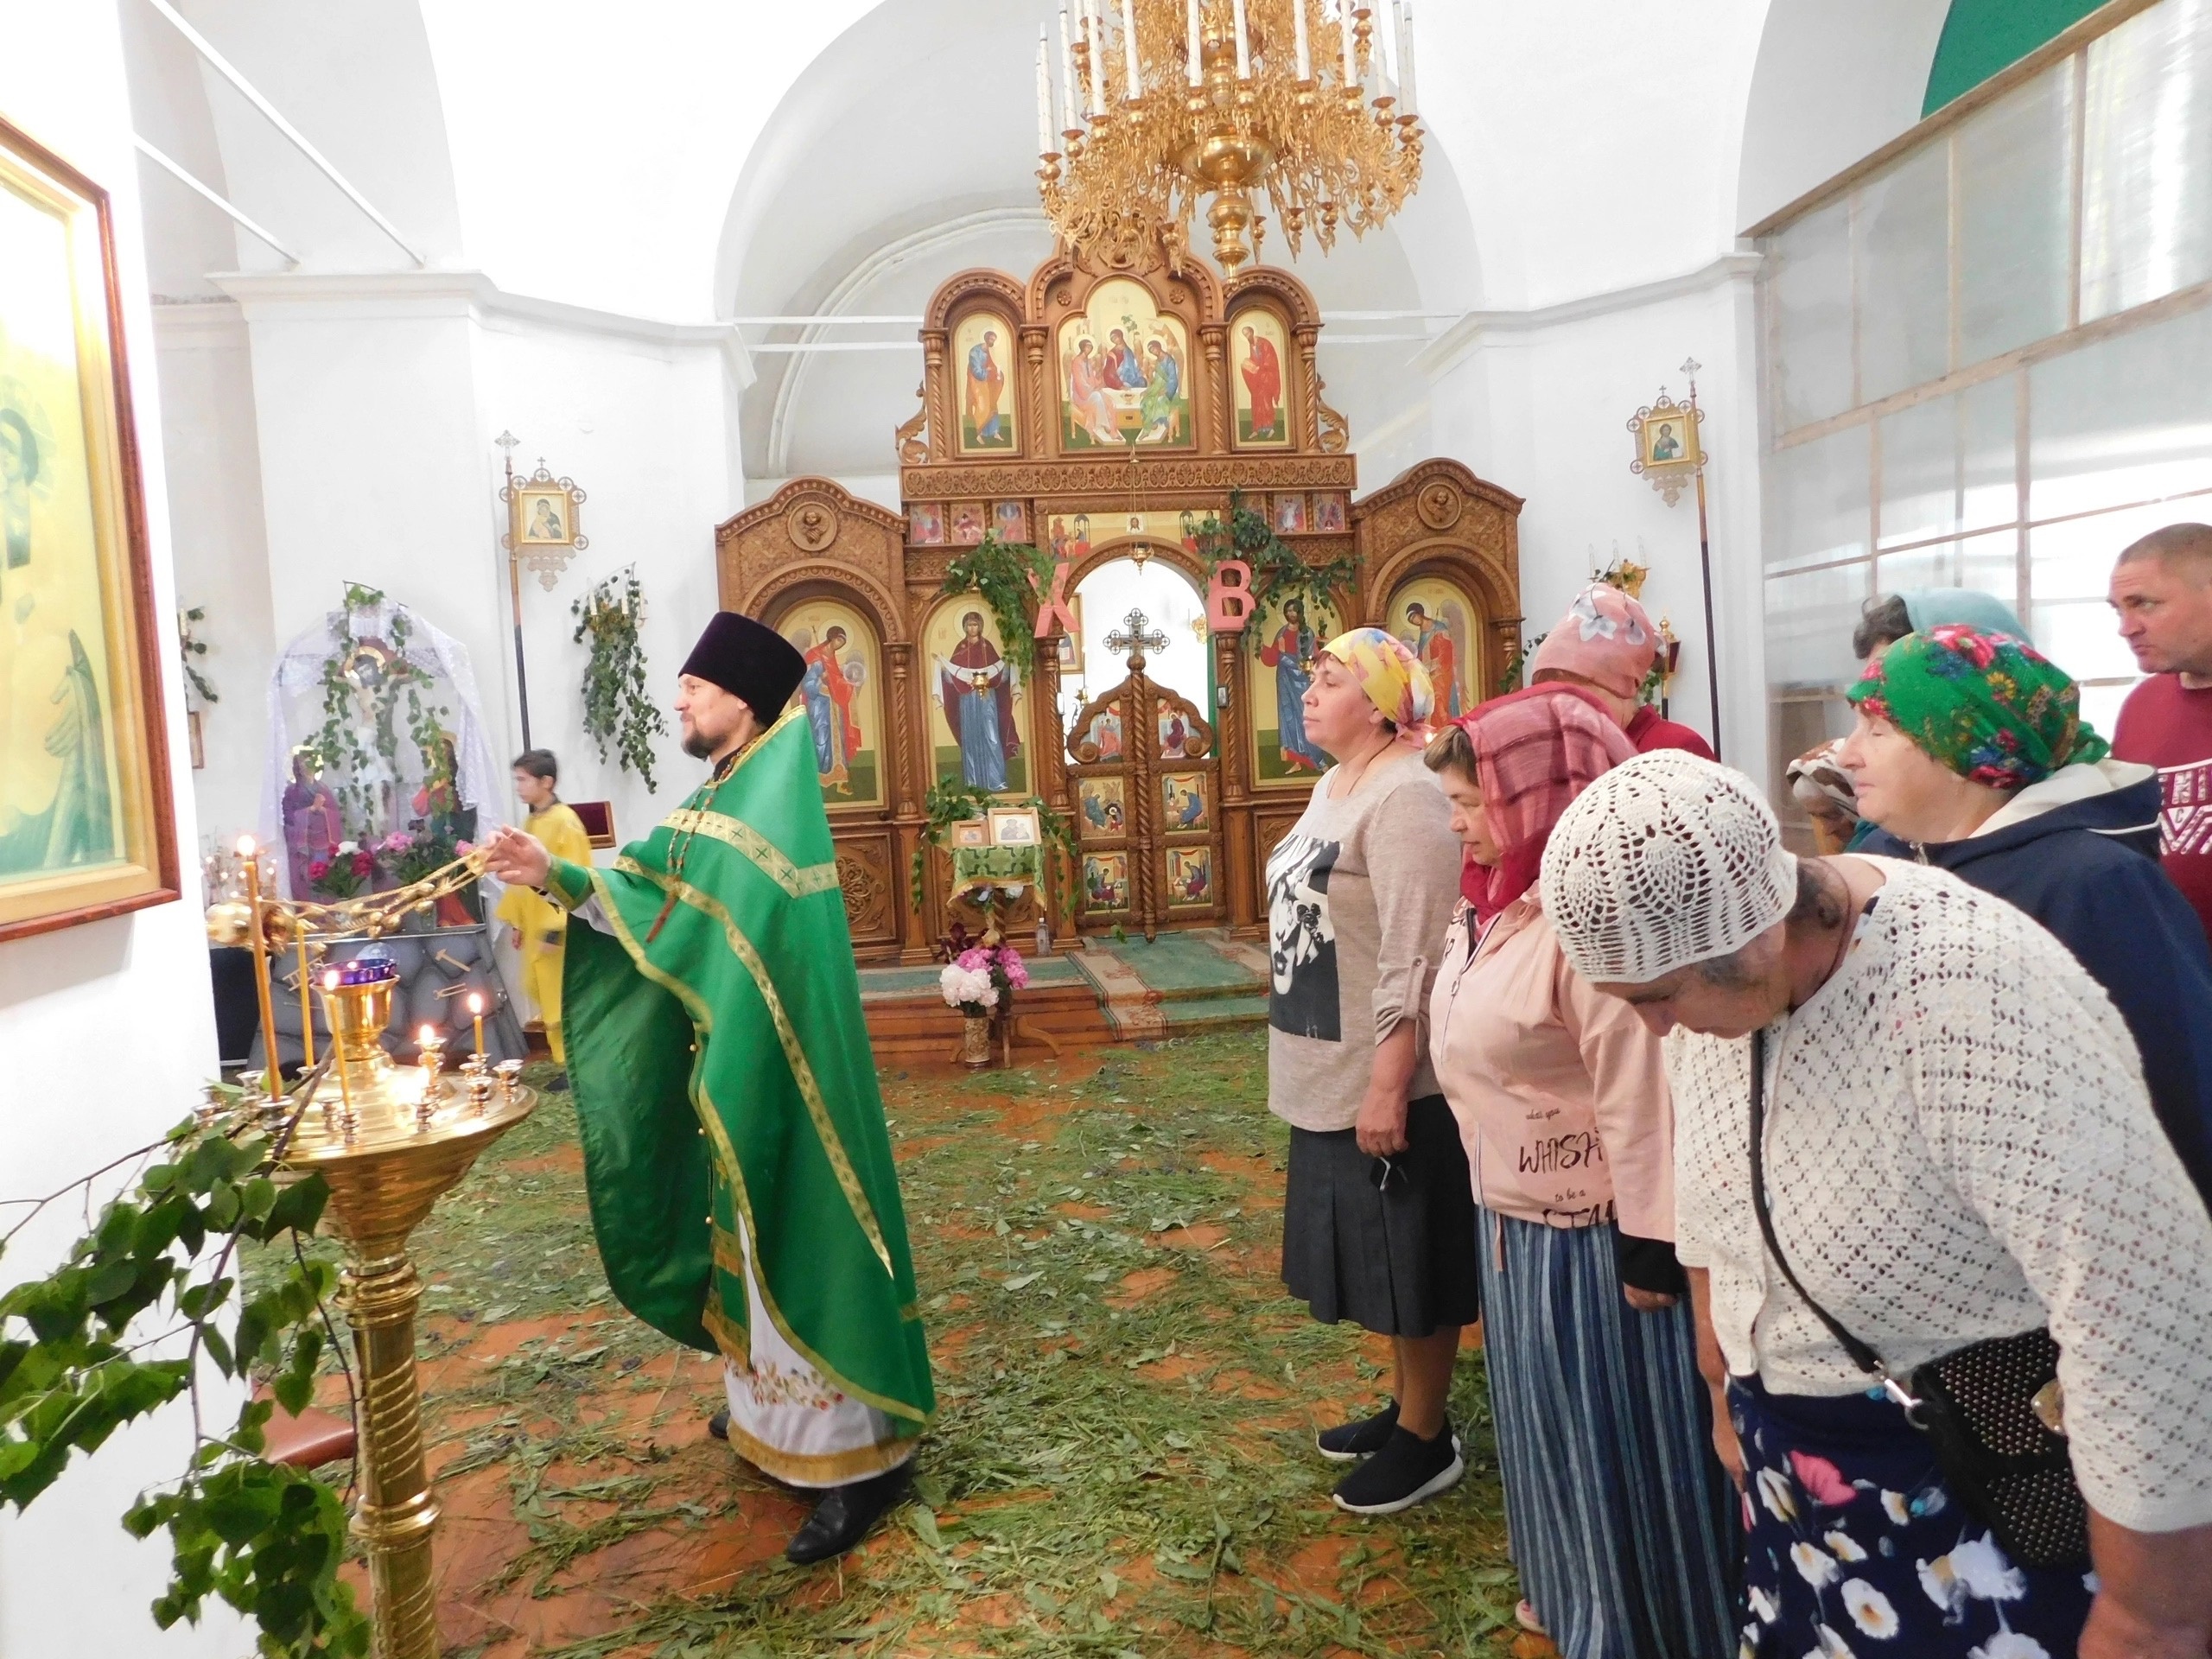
[659,808,840,899]
[580,866,930,1427]
[716,1406,917,1488]
[614,855,896,1280]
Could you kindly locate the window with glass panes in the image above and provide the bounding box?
[1754,0,2212,834]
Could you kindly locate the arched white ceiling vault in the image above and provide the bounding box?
[122,0,1950,496]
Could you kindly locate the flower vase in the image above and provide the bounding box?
[960,1012,993,1069]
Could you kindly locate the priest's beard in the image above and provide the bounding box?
[681,728,717,760]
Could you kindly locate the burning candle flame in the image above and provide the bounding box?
[322,969,340,990]
[467,992,484,1014]
[236,834,257,857]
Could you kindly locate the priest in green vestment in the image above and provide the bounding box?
[483,611,932,1564]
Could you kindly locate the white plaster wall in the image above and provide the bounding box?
[1423,270,1770,785]
[0,0,239,1653]
[467,313,745,836]
[156,301,275,852]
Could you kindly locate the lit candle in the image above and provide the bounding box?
[1084,0,1105,114]
[419,1025,438,1064]
[1232,0,1250,77]
[1339,0,1356,86]
[1186,0,1202,86]
[1294,0,1312,79]
[1121,0,1141,98]
[1396,0,1416,112]
[1060,7,1078,130]
[468,990,486,1058]
[1036,29,1053,154]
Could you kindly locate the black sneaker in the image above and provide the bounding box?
[1316,1398,1400,1462]
[1330,1424,1464,1515]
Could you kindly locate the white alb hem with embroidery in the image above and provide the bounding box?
[717,1215,914,1490]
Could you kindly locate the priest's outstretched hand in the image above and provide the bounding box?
[483,823,552,890]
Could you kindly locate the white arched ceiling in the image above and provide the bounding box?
[720,0,1483,493]
[1737,0,1951,231]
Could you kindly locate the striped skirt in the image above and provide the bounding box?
[1478,1211,1739,1659]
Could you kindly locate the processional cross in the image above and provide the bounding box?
[1105,607,1169,671]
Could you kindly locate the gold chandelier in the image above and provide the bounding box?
[1035,0,1423,275]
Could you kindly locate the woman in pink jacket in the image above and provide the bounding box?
[1425,690,1735,1658]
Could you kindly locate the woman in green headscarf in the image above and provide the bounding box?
[1842,624,2212,1205]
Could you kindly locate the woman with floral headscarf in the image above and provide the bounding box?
[1265,626,1472,1516]
[1423,690,1739,1655]
[1844,624,2212,1205]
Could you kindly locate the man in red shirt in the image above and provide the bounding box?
[2112,523,2212,943]
[1527,582,1717,760]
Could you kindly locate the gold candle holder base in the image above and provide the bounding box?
[283,968,536,1659]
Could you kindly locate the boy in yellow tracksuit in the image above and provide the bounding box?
[494,749,592,1084]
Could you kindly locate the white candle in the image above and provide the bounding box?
[1339,0,1357,86]
[1187,0,1202,86]
[1037,31,1053,153]
[1121,0,1141,97]
[1059,7,1077,130]
[1232,0,1250,77]
[1293,0,1312,79]
[1085,0,1105,113]
[1396,0,1416,112]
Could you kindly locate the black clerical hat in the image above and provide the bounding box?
[680,611,805,720]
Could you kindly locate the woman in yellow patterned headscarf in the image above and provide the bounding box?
[1319,626,1437,748]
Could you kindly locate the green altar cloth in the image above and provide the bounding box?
[544,709,933,1436]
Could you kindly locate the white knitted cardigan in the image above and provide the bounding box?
[1669,860,2212,1533]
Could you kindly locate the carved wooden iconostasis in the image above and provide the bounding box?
[716,240,1522,963]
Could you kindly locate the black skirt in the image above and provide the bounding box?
[1280,1093,1481,1337]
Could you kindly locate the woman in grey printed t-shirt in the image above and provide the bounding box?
[1264,626,1471,1516]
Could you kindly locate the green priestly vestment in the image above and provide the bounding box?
[543,709,933,1472]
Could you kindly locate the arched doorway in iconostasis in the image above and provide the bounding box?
[1062,542,1224,938]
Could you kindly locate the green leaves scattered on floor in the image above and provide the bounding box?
[395,1034,1524,1656]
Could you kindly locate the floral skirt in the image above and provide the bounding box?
[1729,1372,2094,1658]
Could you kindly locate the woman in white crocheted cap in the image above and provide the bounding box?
[1541,749,2212,1659]
[1424,693,1738,1657]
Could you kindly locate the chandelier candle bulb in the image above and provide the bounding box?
[1038,29,1053,154]
[1294,0,1312,80]
[1085,0,1105,114]
[1339,0,1356,85]
[1232,0,1250,77]
[1060,8,1078,130]
[1395,0,1415,112]
[1121,0,1141,99]
[1186,0,1202,86]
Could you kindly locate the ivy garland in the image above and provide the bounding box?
[303,586,452,842]
[938,535,1055,672]
[1192,490,1362,626]
[0,1082,368,1656]
[569,565,666,793]
[909,778,1080,927]
[178,606,219,708]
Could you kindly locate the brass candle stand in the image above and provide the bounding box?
[210,846,536,1659]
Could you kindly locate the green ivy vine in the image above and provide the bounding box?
[569,565,666,793]
[1,1079,367,1656]
[304,586,452,841]
[178,606,219,707]
[1192,490,1362,626]
[938,535,1056,672]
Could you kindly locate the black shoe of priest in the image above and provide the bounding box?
[707,1408,729,1441]
[546,1071,570,1093]
[1316,1398,1400,1462]
[785,1464,913,1565]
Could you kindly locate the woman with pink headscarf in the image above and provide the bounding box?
[1422,690,1737,1656]
[1528,583,1714,760]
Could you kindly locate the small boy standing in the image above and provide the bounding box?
[495,749,592,1085]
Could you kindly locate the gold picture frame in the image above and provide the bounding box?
[0,117,179,943]
[499,461,588,590]
[986,806,1042,848]
[949,818,991,850]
